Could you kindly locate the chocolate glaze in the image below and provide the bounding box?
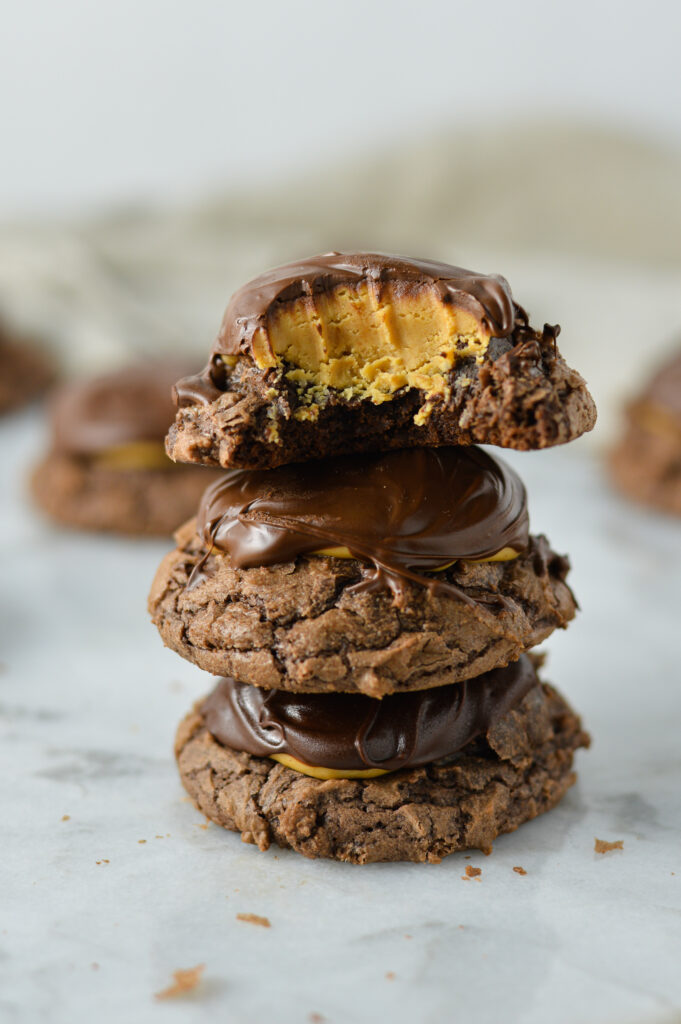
[174,252,529,408]
[195,446,528,603]
[201,655,538,771]
[52,362,191,455]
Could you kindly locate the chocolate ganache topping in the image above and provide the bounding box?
[174,253,523,406]
[53,362,191,455]
[219,252,516,350]
[201,654,538,772]
[195,446,528,602]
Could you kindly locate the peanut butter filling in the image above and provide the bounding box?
[271,754,388,780]
[249,282,490,405]
[311,544,519,565]
[94,441,173,471]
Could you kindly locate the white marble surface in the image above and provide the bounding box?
[2,408,680,1024]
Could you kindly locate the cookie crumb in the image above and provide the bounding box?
[138,839,147,844]
[462,865,481,880]
[155,964,205,1000]
[91,963,99,971]
[236,913,270,928]
[594,838,623,854]
[61,815,70,822]
[513,866,527,875]
[309,1014,325,1023]
[385,971,395,980]
[95,859,110,865]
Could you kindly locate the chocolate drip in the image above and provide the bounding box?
[194,446,528,603]
[52,361,192,456]
[173,252,528,408]
[201,655,538,771]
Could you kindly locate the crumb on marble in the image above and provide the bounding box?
[309,1014,325,1023]
[155,964,205,1000]
[236,913,271,928]
[61,815,70,822]
[138,839,146,844]
[594,838,623,854]
[462,865,481,880]
[385,971,395,980]
[513,866,527,875]
[95,859,110,865]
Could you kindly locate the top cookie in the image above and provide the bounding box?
[166,253,596,469]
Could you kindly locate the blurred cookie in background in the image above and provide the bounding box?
[0,319,57,415]
[30,362,220,536]
[609,348,681,516]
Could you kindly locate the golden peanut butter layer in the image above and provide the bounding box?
[248,281,491,404]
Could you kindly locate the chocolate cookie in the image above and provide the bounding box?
[31,454,218,537]
[166,253,596,469]
[149,518,576,696]
[0,321,56,414]
[609,349,681,516]
[175,677,589,863]
[31,362,220,536]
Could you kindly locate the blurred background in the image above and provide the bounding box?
[1,0,681,441]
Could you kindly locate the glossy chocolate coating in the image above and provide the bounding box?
[174,252,523,407]
[195,446,528,600]
[220,251,516,349]
[52,362,190,456]
[201,655,538,771]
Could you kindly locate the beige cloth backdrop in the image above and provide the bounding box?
[1,120,680,446]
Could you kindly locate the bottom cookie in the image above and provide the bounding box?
[175,680,589,864]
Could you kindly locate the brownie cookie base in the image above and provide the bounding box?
[149,520,576,697]
[31,453,220,537]
[175,680,589,863]
[609,420,681,517]
[167,337,596,470]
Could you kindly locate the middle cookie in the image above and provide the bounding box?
[149,446,576,697]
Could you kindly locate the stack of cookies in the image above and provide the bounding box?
[149,253,596,864]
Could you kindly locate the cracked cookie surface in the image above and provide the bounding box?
[148,519,576,697]
[175,680,589,863]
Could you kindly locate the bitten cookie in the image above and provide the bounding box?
[175,670,589,864]
[609,349,681,516]
[31,362,220,536]
[149,447,576,696]
[166,253,596,470]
